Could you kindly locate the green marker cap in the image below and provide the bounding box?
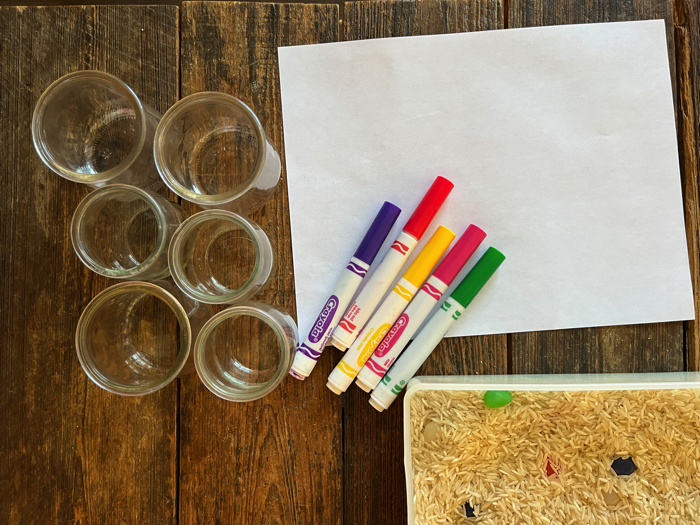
[450,247,505,308]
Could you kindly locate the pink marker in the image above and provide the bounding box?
[355,225,486,392]
[330,176,454,351]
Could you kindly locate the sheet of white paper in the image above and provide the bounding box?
[278,20,695,338]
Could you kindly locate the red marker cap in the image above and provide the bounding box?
[432,224,486,286]
[402,176,454,240]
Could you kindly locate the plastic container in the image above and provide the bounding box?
[71,184,185,280]
[403,373,700,524]
[193,302,298,401]
[154,92,281,214]
[32,71,162,189]
[75,281,211,396]
[168,210,274,304]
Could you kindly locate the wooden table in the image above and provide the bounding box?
[1,0,699,523]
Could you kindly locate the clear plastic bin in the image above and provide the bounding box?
[403,372,700,524]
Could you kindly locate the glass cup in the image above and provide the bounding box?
[194,302,298,402]
[32,70,162,189]
[75,281,212,396]
[154,92,281,214]
[168,210,275,304]
[71,184,186,280]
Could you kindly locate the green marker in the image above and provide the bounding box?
[369,247,506,412]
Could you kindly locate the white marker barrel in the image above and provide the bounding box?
[370,298,461,411]
[370,247,506,412]
[290,202,401,380]
[327,277,417,393]
[290,257,368,379]
[330,176,454,351]
[355,275,447,392]
[356,225,486,392]
[330,231,418,351]
[327,226,455,394]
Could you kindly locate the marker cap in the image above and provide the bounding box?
[403,176,454,240]
[326,365,355,394]
[450,247,505,309]
[369,396,386,412]
[353,201,402,265]
[432,225,487,286]
[402,225,455,288]
[355,378,372,393]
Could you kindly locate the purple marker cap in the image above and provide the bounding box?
[353,201,402,265]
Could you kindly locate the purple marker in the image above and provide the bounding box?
[290,202,401,380]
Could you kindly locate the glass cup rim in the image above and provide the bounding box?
[168,210,268,304]
[153,91,268,205]
[31,70,147,184]
[71,184,172,279]
[75,281,193,396]
[193,303,294,402]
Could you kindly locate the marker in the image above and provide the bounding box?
[290,201,401,380]
[369,247,505,412]
[330,176,454,351]
[326,225,455,394]
[355,225,486,392]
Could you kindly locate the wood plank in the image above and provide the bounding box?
[343,2,506,524]
[179,3,342,524]
[675,0,700,371]
[508,0,685,375]
[0,6,179,525]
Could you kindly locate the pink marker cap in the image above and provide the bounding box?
[403,176,454,240]
[432,224,486,286]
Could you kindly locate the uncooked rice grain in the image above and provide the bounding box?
[409,389,700,524]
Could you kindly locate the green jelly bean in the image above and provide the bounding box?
[484,390,512,408]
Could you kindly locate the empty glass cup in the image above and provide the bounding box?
[32,71,162,189]
[194,302,298,401]
[75,281,212,395]
[71,184,186,280]
[154,92,281,214]
[168,210,275,304]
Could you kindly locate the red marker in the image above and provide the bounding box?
[330,176,454,351]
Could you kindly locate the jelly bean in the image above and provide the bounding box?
[484,390,512,408]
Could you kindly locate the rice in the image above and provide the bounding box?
[409,389,700,524]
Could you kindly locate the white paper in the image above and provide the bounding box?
[278,20,695,338]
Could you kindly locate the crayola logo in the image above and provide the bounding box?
[308,295,339,344]
[358,324,391,366]
[374,314,409,358]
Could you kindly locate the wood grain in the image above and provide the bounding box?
[508,0,686,375]
[0,6,179,525]
[179,3,342,524]
[343,2,505,524]
[675,0,700,371]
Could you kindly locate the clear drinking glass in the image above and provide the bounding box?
[75,281,212,395]
[194,302,298,402]
[71,185,186,280]
[32,71,162,189]
[168,210,275,304]
[154,92,281,214]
